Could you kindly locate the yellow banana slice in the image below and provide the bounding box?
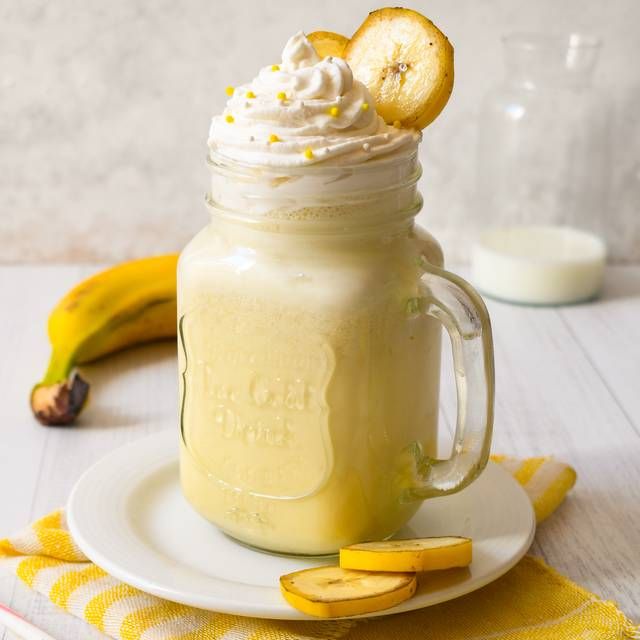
[280,565,416,618]
[307,31,349,58]
[344,7,454,129]
[340,537,472,573]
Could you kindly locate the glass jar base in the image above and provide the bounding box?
[220,528,341,559]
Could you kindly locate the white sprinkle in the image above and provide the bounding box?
[363,143,371,152]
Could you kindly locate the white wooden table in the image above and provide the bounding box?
[1,265,639,639]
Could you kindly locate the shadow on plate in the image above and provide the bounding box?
[415,567,472,595]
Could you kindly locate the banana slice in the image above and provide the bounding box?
[280,565,416,618]
[344,7,454,129]
[307,31,349,58]
[340,537,472,573]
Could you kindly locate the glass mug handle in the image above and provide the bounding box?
[404,263,495,501]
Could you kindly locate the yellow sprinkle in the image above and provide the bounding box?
[277,91,287,101]
[304,147,314,160]
[246,91,256,99]
[225,86,234,97]
[225,114,234,123]
[361,102,370,111]
[269,134,280,143]
[393,120,402,128]
[271,64,280,71]
[328,106,340,118]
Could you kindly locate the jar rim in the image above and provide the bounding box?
[502,32,602,51]
[205,148,423,234]
[204,192,424,235]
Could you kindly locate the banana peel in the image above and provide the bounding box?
[31,254,178,426]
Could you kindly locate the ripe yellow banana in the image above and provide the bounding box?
[31,255,178,426]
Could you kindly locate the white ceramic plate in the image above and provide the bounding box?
[67,431,535,620]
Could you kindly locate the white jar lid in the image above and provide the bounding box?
[471,225,606,305]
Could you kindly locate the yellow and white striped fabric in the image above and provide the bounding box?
[1,456,637,640]
[489,455,577,522]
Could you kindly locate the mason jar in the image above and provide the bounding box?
[178,150,494,555]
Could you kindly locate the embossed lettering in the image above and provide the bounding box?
[249,375,313,411]
[183,309,335,498]
[213,406,293,447]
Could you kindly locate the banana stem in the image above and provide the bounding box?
[31,348,89,426]
[40,348,74,386]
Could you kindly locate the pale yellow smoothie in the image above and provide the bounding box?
[179,219,443,554]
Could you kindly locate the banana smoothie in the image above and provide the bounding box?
[179,28,493,555]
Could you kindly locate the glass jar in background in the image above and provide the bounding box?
[477,34,610,235]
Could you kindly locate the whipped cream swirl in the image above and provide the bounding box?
[208,32,418,167]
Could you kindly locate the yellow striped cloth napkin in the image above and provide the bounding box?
[1,456,637,640]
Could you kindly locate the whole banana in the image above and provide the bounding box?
[31,254,178,426]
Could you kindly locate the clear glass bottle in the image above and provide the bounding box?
[178,151,494,555]
[477,33,610,234]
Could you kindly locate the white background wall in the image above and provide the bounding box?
[1,0,639,263]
